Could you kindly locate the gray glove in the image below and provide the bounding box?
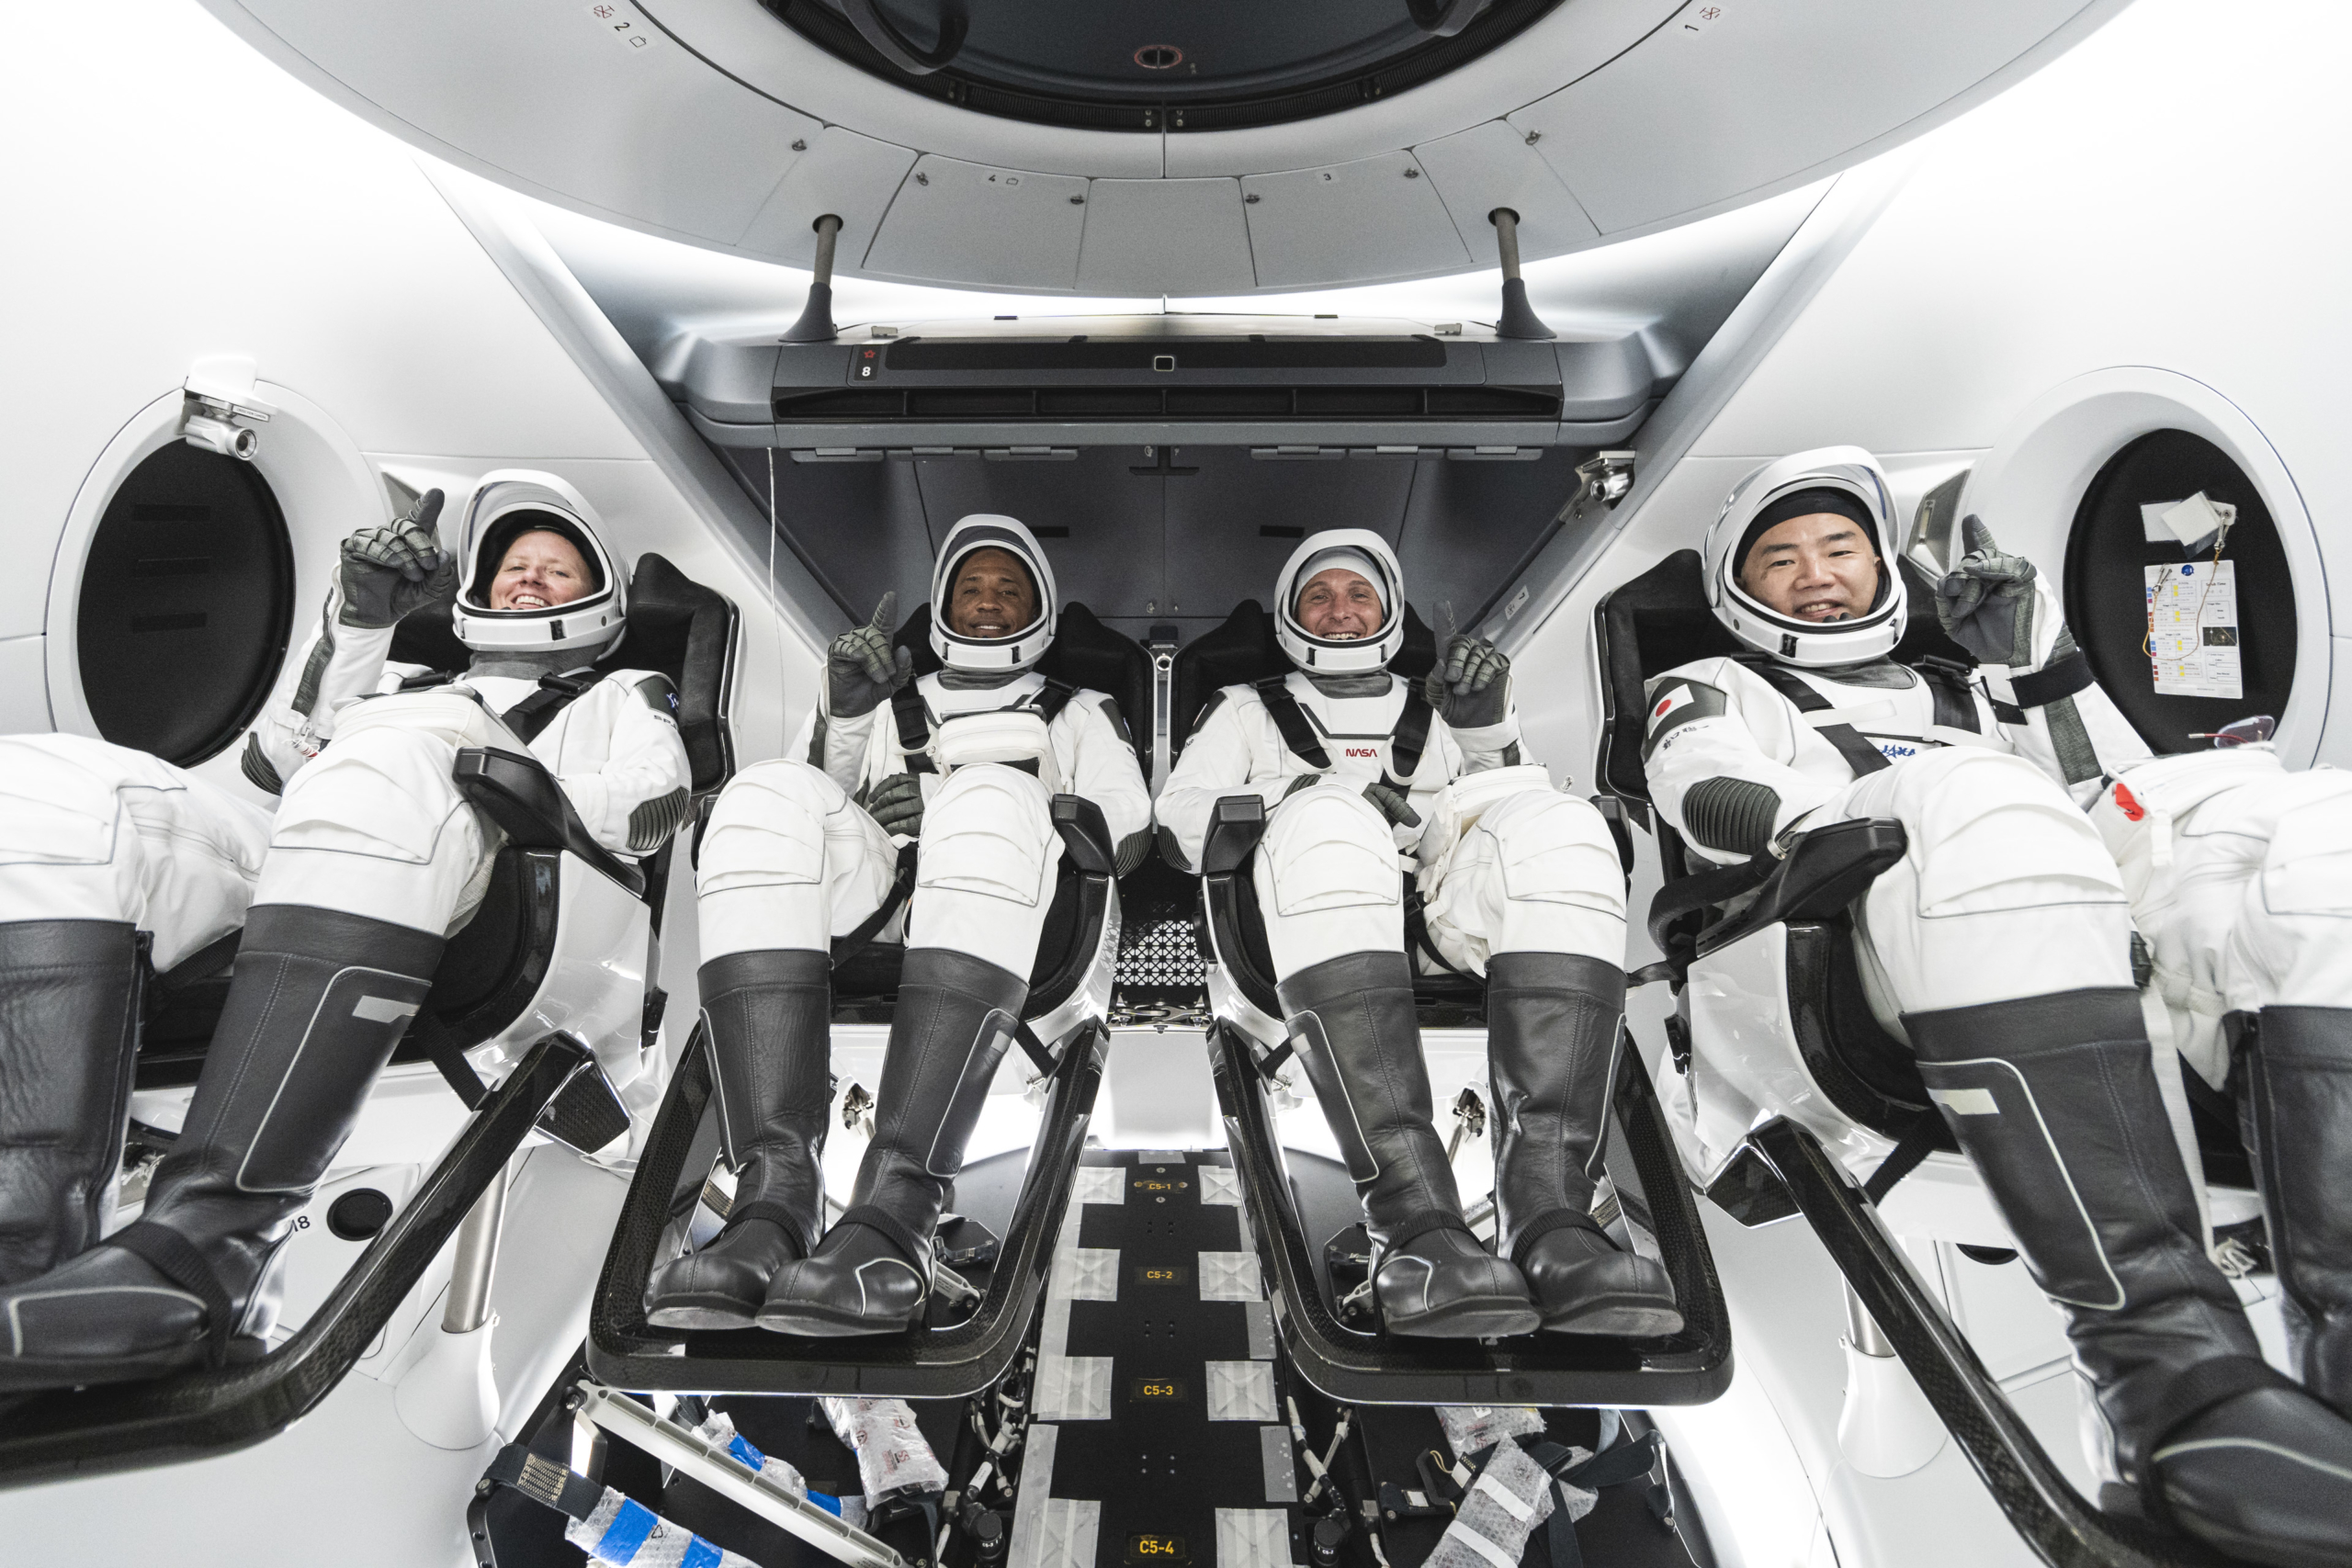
[829,592,914,718]
[337,491,454,629]
[868,771,925,839]
[1934,516,2041,667]
[1425,631,1510,729]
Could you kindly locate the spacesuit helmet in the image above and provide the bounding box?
[1273,529,1406,674]
[930,513,1058,673]
[450,470,628,656]
[1702,446,1905,668]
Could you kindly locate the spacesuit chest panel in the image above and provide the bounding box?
[888,671,1065,787]
[1775,665,1991,770]
[1276,674,1412,784]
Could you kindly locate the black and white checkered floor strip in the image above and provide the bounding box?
[1012,1151,1301,1568]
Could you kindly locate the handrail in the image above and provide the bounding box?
[0,1035,589,1489]
[1746,1118,2233,1568]
[587,1016,1106,1396]
[1209,1019,1732,1407]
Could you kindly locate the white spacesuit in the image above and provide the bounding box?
[1645,446,2352,1566]
[649,514,1149,1337]
[1158,531,1678,1339]
[0,473,690,1388]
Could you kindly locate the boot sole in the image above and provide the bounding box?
[1382,1294,1544,1339]
[647,1294,763,1331]
[753,1301,922,1337]
[1539,1297,1685,1337]
[0,1334,266,1393]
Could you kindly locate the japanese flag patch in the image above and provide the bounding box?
[1642,678,1726,757]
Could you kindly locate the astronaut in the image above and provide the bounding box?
[1645,446,2352,1564]
[0,473,690,1388]
[1157,531,1678,1340]
[650,514,1149,1337]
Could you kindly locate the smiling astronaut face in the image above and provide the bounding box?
[1295,567,1384,641]
[945,546,1039,639]
[489,528,594,611]
[1737,512,1883,624]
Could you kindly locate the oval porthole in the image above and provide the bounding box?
[2064,429,2295,754]
[75,441,296,766]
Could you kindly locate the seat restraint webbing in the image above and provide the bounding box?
[889,678,1077,777]
[1254,677,1332,770]
[1734,657,1891,778]
[1913,658,1983,735]
[501,669,601,744]
[1255,676,1433,785]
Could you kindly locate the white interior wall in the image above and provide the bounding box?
[1510,0,2351,791]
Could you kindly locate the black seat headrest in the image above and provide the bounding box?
[389,553,739,794]
[892,603,1152,745]
[1169,600,1438,760]
[1593,549,1973,807]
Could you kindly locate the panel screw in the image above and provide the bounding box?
[916,171,930,185]
[1245,194,1260,204]
[1525,130,1542,145]
[1070,195,1086,204]
[792,139,808,152]
[1403,167,1419,177]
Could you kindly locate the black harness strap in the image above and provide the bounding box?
[1387,685,1434,787]
[107,1221,237,1367]
[1256,675,1433,785]
[1254,677,1333,770]
[831,842,919,965]
[1735,656,1892,778]
[890,686,937,773]
[1862,1110,1946,1204]
[1914,656,1983,735]
[499,668,601,744]
[889,677,1078,775]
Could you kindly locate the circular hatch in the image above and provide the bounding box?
[762,0,1566,130]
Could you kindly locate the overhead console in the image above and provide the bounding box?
[663,316,1663,460]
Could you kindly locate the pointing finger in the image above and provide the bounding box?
[409,490,445,531]
[1961,514,1995,558]
[869,592,898,634]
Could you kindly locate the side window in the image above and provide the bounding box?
[2064,429,2296,755]
[76,442,296,765]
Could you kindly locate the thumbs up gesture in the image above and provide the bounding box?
[828,592,915,716]
[1423,601,1511,729]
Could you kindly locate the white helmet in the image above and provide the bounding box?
[1702,446,1904,668]
[450,471,628,656]
[1274,529,1406,674]
[930,514,1057,673]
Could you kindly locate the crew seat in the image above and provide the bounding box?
[1159,599,1732,1408]
[138,552,741,1144]
[587,603,1148,1398]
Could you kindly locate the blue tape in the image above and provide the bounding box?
[680,1537,725,1568]
[594,1497,659,1564]
[729,1432,764,1470]
[808,1491,842,1517]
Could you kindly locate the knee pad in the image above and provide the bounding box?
[0,736,165,867]
[1262,784,1399,918]
[696,760,843,892]
[917,764,1057,908]
[2232,790,2352,1008]
[271,726,467,865]
[1900,751,2124,918]
[1478,791,1625,918]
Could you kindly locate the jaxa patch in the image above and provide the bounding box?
[637,674,681,716]
[1642,678,1725,757]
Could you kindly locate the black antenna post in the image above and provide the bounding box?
[1488,208,1555,342]
[782,214,843,344]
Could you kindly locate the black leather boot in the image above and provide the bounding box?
[2239,1006,2352,1417]
[0,907,441,1390]
[647,949,832,1329]
[1283,951,1538,1339]
[758,948,1025,1337]
[1487,953,1681,1336]
[0,920,144,1286]
[1910,989,2352,1568]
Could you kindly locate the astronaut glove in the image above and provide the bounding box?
[1426,619,1512,730]
[868,770,926,840]
[337,489,455,629]
[830,592,915,718]
[1363,779,1422,830]
[1933,515,2041,667]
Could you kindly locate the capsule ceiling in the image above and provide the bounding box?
[204,0,2130,294]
